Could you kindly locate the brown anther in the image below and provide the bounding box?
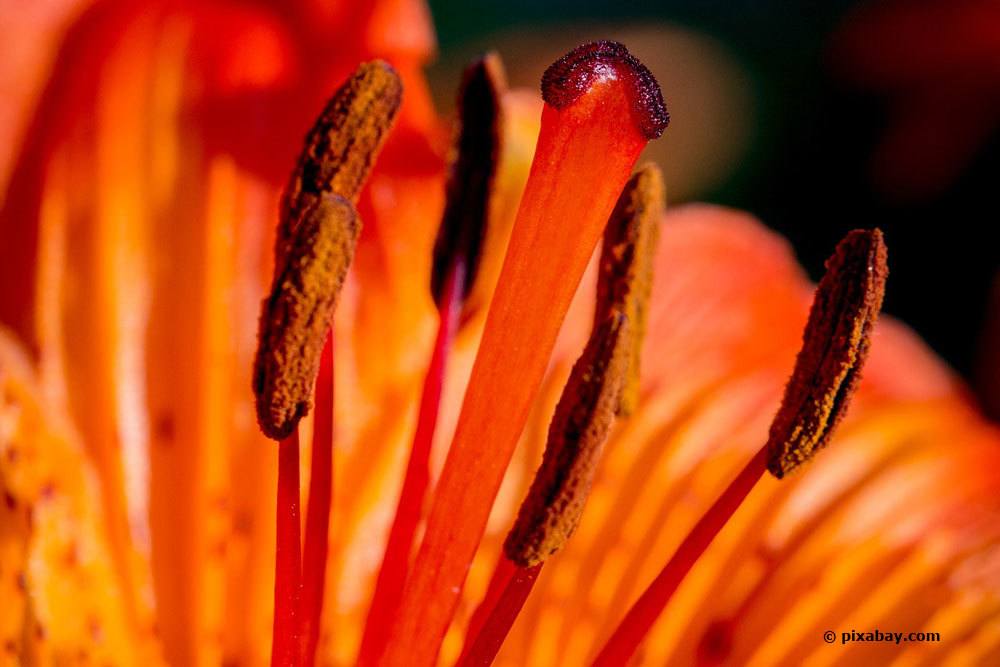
[594,163,664,416]
[541,40,669,139]
[431,52,506,305]
[504,313,630,567]
[766,229,888,478]
[253,61,398,440]
[277,60,401,267]
[253,195,360,440]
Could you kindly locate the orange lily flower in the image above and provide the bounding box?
[2,2,999,667]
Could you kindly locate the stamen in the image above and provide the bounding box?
[253,195,359,440]
[592,229,888,666]
[457,313,629,666]
[256,61,400,440]
[431,52,506,304]
[505,313,630,567]
[593,164,664,416]
[256,60,402,667]
[357,54,506,666]
[767,228,888,478]
[382,42,668,666]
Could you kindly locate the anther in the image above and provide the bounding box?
[594,163,664,415]
[254,60,401,441]
[253,195,359,440]
[431,52,506,305]
[766,229,888,478]
[277,60,401,267]
[504,313,630,567]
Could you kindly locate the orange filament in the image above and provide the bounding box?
[301,335,334,667]
[463,555,520,650]
[382,41,666,666]
[457,558,543,666]
[272,431,302,667]
[592,446,768,666]
[357,263,464,665]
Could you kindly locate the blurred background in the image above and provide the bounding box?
[424,0,1000,417]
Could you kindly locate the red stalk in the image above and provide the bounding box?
[457,558,542,667]
[591,446,768,666]
[383,42,663,666]
[357,264,464,665]
[272,431,303,667]
[463,556,517,647]
[301,334,335,666]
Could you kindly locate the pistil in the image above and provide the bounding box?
[383,41,668,666]
[459,159,663,667]
[592,229,888,665]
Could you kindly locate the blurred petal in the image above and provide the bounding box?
[0,328,162,664]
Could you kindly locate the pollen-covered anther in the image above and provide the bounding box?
[766,228,888,478]
[594,163,664,416]
[431,52,506,305]
[253,195,360,440]
[277,60,401,266]
[504,313,630,567]
[541,40,669,139]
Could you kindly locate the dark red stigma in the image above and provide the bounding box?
[541,40,670,139]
